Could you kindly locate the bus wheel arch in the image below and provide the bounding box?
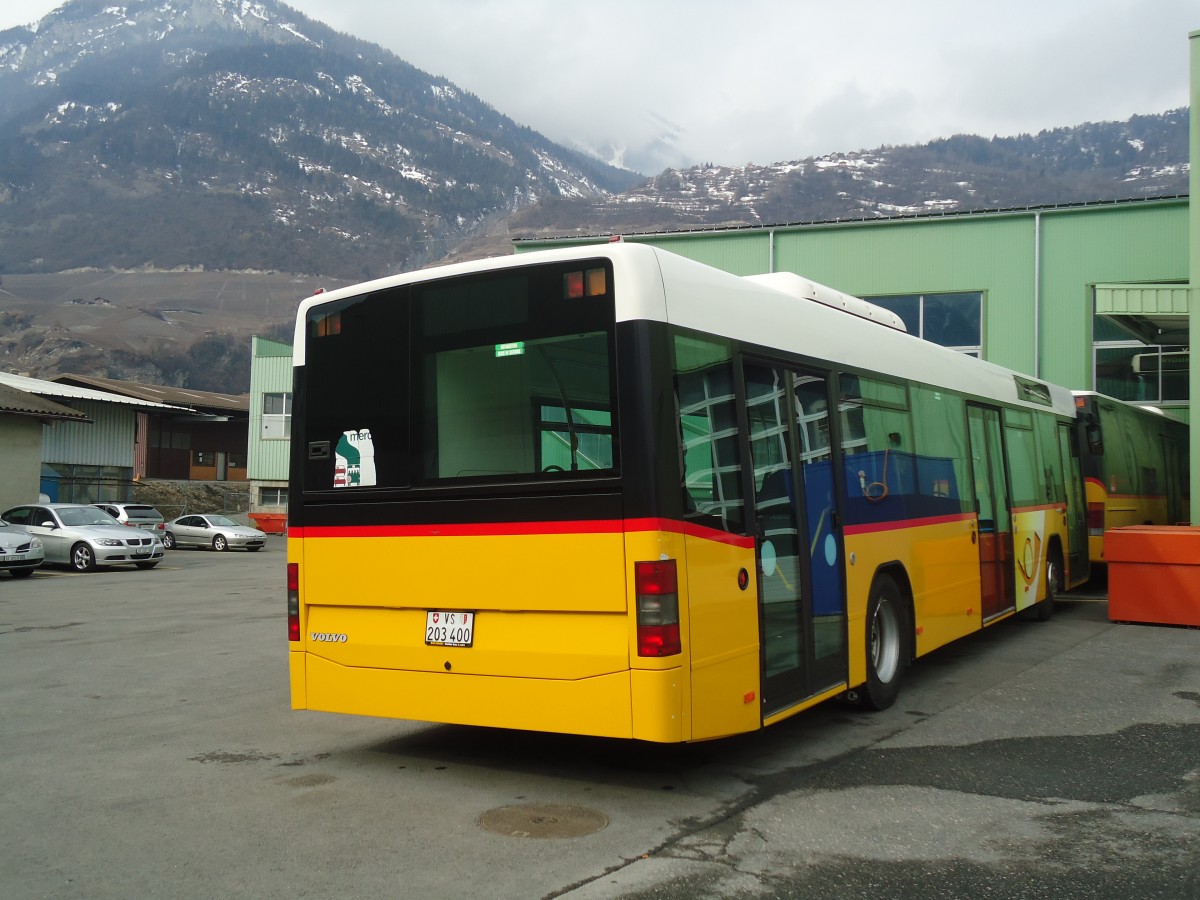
[859,566,913,711]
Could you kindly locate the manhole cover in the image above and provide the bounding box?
[479,803,609,838]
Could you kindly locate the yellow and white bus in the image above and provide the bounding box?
[286,242,1089,742]
[1074,391,1190,564]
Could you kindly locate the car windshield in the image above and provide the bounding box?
[59,507,120,527]
[205,515,239,527]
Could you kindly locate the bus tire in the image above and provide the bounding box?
[1035,552,1061,622]
[861,574,909,710]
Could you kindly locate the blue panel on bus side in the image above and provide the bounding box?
[841,451,961,528]
[802,460,842,616]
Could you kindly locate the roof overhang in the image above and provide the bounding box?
[1094,284,1191,345]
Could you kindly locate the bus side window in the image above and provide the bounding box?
[673,334,744,535]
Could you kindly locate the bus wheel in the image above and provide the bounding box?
[861,574,909,710]
[1035,553,1061,622]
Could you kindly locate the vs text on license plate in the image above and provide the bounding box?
[425,611,475,647]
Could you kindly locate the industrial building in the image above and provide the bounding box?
[507,29,1200,517]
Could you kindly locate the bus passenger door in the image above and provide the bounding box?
[744,362,848,715]
[1057,423,1088,583]
[967,404,1015,620]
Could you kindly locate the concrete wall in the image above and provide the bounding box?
[0,415,46,512]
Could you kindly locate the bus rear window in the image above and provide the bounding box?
[422,332,615,480]
[417,261,618,482]
[300,259,618,491]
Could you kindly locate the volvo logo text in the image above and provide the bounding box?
[310,632,348,643]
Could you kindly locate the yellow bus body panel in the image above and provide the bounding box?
[1012,505,1070,609]
[305,653,637,738]
[844,516,980,686]
[288,647,306,709]
[1086,480,1168,562]
[681,533,761,740]
[630,668,684,743]
[291,525,760,742]
[301,531,628,614]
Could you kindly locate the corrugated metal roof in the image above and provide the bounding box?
[513,194,1190,245]
[0,371,188,411]
[0,382,92,422]
[50,375,250,414]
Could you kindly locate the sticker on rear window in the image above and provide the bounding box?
[334,428,376,488]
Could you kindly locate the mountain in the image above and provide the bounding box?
[502,109,1190,238]
[0,0,641,281]
[0,0,1190,393]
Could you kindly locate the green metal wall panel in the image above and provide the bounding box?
[1039,203,1189,388]
[770,217,1036,372]
[1095,285,1191,316]
[515,198,1189,394]
[248,337,295,481]
[643,232,771,276]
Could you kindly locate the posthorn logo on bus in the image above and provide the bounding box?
[310,632,348,643]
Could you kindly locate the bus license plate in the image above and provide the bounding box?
[425,611,474,647]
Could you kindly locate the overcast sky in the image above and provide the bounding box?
[2,0,1196,173]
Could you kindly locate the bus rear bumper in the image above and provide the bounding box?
[294,653,685,741]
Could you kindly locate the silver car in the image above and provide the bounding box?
[163,514,266,552]
[92,502,167,535]
[1,503,164,572]
[0,517,44,578]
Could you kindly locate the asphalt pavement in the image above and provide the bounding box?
[1,550,1197,900]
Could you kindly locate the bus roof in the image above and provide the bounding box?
[294,242,1075,418]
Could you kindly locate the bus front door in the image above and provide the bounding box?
[968,404,1015,620]
[744,362,848,716]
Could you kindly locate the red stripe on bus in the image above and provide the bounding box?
[289,517,755,548]
[1011,503,1068,514]
[1083,479,1165,501]
[629,518,756,549]
[843,512,974,536]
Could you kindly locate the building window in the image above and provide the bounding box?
[193,451,214,467]
[260,487,288,507]
[868,292,983,355]
[1092,311,1188,404]
[262,392,292,440]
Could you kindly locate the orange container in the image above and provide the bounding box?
[249,513,287,535]
[1106,526,1200,627]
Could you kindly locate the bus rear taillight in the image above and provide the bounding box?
[635,560,681,657]
[287,562,300,642]
[1087,502,1105,536]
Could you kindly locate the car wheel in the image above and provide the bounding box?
[134,561,159,570]
[162,532,176,550]
[212,534,228,552]
[10,569,35,579]
[71,542,97,572]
